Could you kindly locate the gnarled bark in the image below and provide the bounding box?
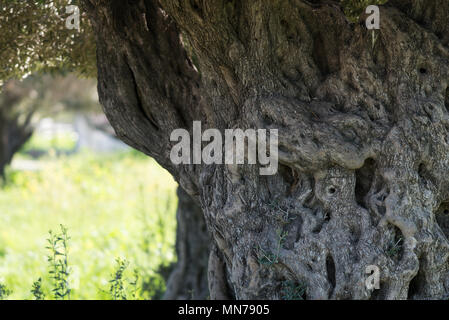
[164,187,210,300]
[84,0,449,299]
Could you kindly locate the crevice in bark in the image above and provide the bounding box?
[407,257,426,300]
[369,177,389,220]
[436,202,449,240]
[445,87,449,113]
[188,0,204,20]
[418,163,426,179]
[124,57,160,131]
[417,162,437,190]
[277,164,295,192]
[312,34,331,78]
[208,244,234,300]
[369,282,387,300]
[294,221,302,242]
[326,254,336,298]
[355,158,376,209]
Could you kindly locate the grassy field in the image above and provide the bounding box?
[0,138,178,300]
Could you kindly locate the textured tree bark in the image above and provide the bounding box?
[164,187,210,300]
[84,0,449,299]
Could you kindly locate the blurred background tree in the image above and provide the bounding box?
[0,74,99,179]
[0,78,36,179]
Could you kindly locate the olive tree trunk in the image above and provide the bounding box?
[163,186,210,300]
[84,0,449,299]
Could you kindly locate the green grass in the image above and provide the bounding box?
[0,150,178,300]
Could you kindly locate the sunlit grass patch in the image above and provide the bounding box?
[0,150,177,300]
